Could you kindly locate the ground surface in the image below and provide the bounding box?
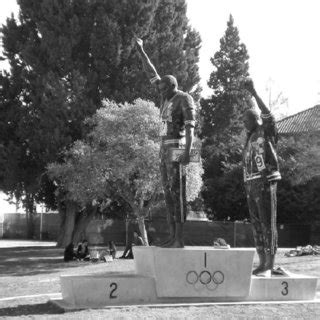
[0,240,319,319]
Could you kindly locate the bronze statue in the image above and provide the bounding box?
[242,78,281,276]
[136,38,196,248]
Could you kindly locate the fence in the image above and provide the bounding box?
[1,213,313,248]
[2,213,60,240]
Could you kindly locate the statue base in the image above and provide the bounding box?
[54,246,318,309]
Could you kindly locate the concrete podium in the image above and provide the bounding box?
[56,246,318,309]
[134,247,254,298]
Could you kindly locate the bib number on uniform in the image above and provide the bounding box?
[255,154,266,171]
[160,121,167,136]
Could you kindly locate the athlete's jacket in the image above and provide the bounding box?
[243,112,281,183]
[150,75,196,141]
[159,90,195,140]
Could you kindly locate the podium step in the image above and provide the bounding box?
[59,271,318,309]
[249,274,318,301]
[60,272,157,308]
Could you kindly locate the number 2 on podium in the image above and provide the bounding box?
[109,282,118,299]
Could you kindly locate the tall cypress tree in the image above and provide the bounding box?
[200,15,252,220]
[0,0,201,237]
[201,14,251,142]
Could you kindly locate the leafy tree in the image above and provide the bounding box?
[277,177,320,224]
[0,65,93,237]
[48,99,161,246]
[276,133,320,223]
[0,0,201,238]
[200,14,252,220]
[278,134,320,185]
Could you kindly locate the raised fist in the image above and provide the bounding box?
[242,78,255,94]
[135,37,143,47]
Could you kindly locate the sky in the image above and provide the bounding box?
[187,0,320,115]
[1,0,320,213]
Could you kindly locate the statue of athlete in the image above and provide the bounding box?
[136,37,196,248]
[242,78,282,276]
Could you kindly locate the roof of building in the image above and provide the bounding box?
[277,105,320,134]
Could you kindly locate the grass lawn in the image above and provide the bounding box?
[0,240,319,319]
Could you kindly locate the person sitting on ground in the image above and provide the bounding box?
[64,242,76,262]
[76,239,90,261]
[120,238,133,259]
[98,241,117,262]
[127,232,144,259]
[120,226,136,259]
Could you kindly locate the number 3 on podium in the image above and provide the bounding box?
[281,281,288,296]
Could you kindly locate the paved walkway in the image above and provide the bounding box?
[0,239,56,248]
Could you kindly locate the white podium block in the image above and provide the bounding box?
[134,246,255,298]
[60,273,157,308]
[248,275,318,301]
[55,247,318,309]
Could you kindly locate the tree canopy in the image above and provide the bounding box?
[49,99,161,210]
[0,0,201,237]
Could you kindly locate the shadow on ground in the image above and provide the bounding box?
[0,301,64,317]
[0,246,88,276]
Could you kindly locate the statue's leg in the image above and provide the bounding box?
[160,150,175,246]
[253,251,266,275]
[264,182,278,271]
[255,181,278,277]
[163,163,186,248]
[246,181,266,275]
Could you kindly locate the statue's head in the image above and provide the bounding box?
[243,109,260,132]
[159,75,178,98]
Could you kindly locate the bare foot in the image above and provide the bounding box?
[272,267,292,276]
[252,264,266,275]
[255,269,272,277]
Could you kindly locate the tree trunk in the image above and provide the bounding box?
[125,216,129,246]
[25,211,34,239]
[137,215,149,246]
[56,201,77,248]
[56,202,66,247]
[72,207,95,244]
[25,193,35,239]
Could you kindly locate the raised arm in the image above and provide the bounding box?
[135,37,161,84]
[243,78,278,142]
[243,78,270,114]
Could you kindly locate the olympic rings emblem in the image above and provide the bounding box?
[186,270,224,291]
